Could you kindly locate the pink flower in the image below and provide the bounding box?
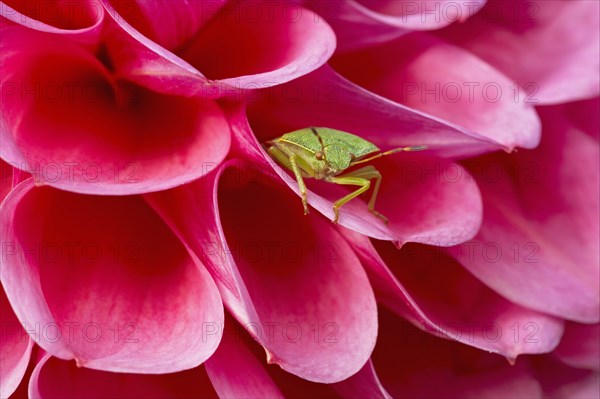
[1,0,599,398]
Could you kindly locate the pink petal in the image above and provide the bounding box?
[1,0,104,44]
[361,155,482,246]
[304,0,486,52]
[353,0,487,24]
[558,97,600,141]
[178,0,336,89]
[204,314,284,399]
[456,104,600,323]
[0,285,33,398]
[248,65,504,159]
[208,314,340,398]
[373,311,542,399]
[331,33,541,151]
[0,27,231,195]
[0,180,223,373]
[146,159,378,383]
[315,155,482,245]
[107,0,226,50]
[552,322,600,371]
[373,308,544,398]
[333,360,392,399]
[98,11,214,98]
[103,0,336,94]
[343,229,564,358]
[442,0,600,104]
[255,351,341,398]
[1,159,15,202]
[29,354,219,398]
[533,357,600,399]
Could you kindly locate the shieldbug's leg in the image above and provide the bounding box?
[268,145,310,215]
[326,175,370,224]
[289,155,310,215]
[330,166,388,224]
[346,165,387,223]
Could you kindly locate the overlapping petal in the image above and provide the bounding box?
[342,229,564,359]
[332,360,391,399]
[212,314,388,399]
[552,322,600,371]
[455,101,600,323]
[533,357,600,399]
[248,65,504,159]
[0,26,231,195]
[331,34,541,151]
[441,0,600,104]
[372,308,545,398]
[0,179,224,373]
[204,314,284,399]
[29,354,219,398]
[1,0,104,44]
[147,157,378,383]
[304,0,486,52]
[0,284,33,398]
[1,159,15,202]
[102,0,336,97]
[28,317,286,399]
[107,0,227,51]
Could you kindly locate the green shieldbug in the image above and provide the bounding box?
[266,127,427,224]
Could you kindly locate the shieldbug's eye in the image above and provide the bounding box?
[315,151,325,160]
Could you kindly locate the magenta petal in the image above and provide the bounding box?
[209,313,339,398]
[443,0,600,104]
[332,34,541,152]
[305,0,486,52]
[29,354,219,398]
[456,105,600,323]
[98,0,214,98]
[218,166,378,383]
[307,155,482,245]
[552,322,600,371]
[249,65,504,159]
[333,360,392,399]
[179,0,336,88]
[352,0,487,26]
[343,230,564,358]
[1,180,223,373]
[147,160,378,383]
[0,27,231,195]
[366,155,482,246]
[562,97,600,141]
[104,0,335,94]
[204,317,284,399]
[107,0,226,50]
[533,357,600,399]
[1,0,104,44]
[1,159,15,202]
[373,308,544,398]
[0,284,33,398]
